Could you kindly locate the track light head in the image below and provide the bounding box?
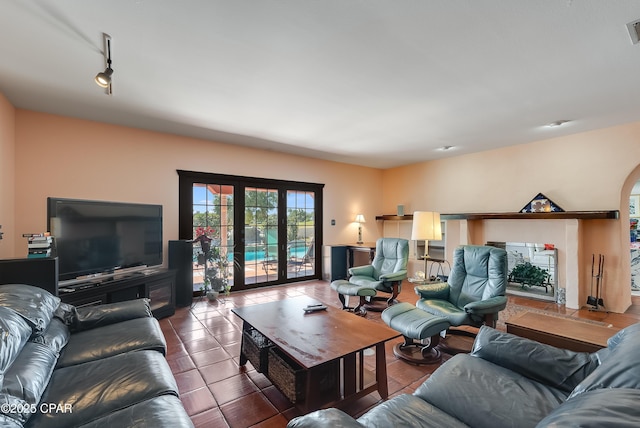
[95,33,113,91]
[95,66,113,88]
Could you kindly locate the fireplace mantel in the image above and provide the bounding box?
[440,211,619,221]
[376,211,619,222]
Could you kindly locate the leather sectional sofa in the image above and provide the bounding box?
[288,322,640,428]
[0,284,193,428]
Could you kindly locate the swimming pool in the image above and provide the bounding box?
[194,245,307,263]
[244,247,305,262]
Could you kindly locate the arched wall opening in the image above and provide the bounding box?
[623,164,640,298]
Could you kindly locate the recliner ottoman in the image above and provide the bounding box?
[382,302,450,364]
[330,279,377,315]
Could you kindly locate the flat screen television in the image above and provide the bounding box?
[47,198,163,281]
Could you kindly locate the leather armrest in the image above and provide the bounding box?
[464,296,507,314]
[471,326,600,393]
[348,265,374,277]
[414,282,449,300]
[73,298,152,332]
[287,409,364,428]
[379,270,407,281]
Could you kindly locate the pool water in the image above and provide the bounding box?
[244,247,305,262]
[195,246,307,263]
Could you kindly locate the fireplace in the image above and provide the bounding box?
[449,218,581,308]
[443,211,623,312]
[487,241,558,302]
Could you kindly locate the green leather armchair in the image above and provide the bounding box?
[349,238,409,307]
[414,245,508,328]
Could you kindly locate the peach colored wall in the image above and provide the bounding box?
[0,93,15,258]
[13,110,383,260]
[382,122,640,313]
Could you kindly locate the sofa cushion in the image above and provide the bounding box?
[52,302,77,326]
[287,409,365,428]
[0,284,60,334]
[0,307,32,386]
[536,388,640,427]
[471,326,600,393]
[70,298,153,332]
[569,322,640,398]
[57,316,167,368]
[414,354,567,428]
[357,394,468,428]
[0,414,22,428]
[0,342,58,425]
[604,321,640,351]
[25,350,179,428]
[76,395,194,428]
[30,318,70,357]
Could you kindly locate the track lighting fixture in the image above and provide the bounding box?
[95,34,113,89]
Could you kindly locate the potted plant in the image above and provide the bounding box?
[209,246,239,296]
[201,278,219,301]
[194,232,220,300]
[198,243,238,300]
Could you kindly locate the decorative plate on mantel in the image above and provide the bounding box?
[520,193,565,213]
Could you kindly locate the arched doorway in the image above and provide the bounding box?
[622,165,640,296]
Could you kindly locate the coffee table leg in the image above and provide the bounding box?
[239,322,248,366]
[343,353,356,397]
[375,342,388,399]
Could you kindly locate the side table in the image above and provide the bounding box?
[416,257,450,282]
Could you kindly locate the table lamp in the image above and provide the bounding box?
[411,211,442,259]
[355,214,365,244]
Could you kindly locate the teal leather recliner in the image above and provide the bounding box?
[415,245,508,328]
[348,238,409,309]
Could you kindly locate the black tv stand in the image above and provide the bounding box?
[58,268,176,319]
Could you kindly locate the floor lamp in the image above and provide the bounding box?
[411,211,442,262]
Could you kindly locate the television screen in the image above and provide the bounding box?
[47,198,163,281]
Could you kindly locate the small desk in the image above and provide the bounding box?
[323,243,376,281]
[345,242,377,269]
[505,312,618,352]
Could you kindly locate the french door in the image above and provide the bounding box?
[178,171,324,291]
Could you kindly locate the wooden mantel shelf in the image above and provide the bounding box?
[441,211,619,220]
[375,215,414,221]
[376,211,619,221]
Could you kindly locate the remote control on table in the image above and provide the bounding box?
[303,303,327,312]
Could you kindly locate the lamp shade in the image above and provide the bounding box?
[411,211,442,241]
[354,214,366,223]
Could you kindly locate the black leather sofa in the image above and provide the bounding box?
[288,322,640,428]
[0,284,193,428]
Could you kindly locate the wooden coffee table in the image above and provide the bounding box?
[232,296,400,412]
[505,311,619,352]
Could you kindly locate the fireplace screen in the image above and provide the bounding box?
[487,242,558,297]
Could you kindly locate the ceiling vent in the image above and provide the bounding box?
[627,19,640,45]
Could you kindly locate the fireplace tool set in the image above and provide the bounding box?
[586,253,606,311]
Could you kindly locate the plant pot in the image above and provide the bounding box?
[206,290,219,301]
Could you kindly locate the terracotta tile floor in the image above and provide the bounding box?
[158,280,640,428]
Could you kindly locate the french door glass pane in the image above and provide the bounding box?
[245,187,279,284]
[192,183,234,293]
[287,190,315,279]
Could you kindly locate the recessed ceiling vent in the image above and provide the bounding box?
[627,19,640,45]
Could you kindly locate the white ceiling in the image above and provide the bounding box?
[1,1,640,169]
